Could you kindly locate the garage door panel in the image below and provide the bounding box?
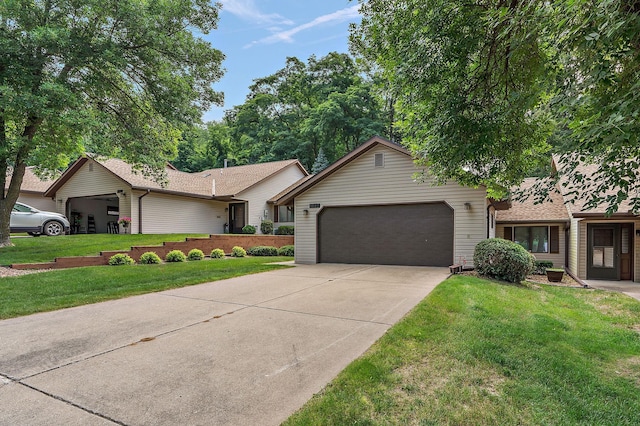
[318,203,453,266]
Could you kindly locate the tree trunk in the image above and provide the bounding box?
[0,163,26,247]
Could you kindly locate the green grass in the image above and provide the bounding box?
[284,275,640,425]
[1,234,208,265]
[0,257,292,319]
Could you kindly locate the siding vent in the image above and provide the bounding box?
[89,163,94,172]
[374,153,384,167]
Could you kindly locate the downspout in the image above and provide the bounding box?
[487,204,492,238]
[138,189,151,234]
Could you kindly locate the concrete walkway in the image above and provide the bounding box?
[0,264,449,425]
[584,279,640,302]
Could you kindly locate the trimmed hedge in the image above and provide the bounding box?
[165,249,187,262]
[242,225,256,234]
[210,248,225,259]
[108,253,135,266]
[277,245,294,256]
[139,252,162,264]
[534,260,554,275]
[247,246,279,256]
[275,225,294,235]
[231,246,246,257]
[187,248,205,261]
[473,238,534,283]
[260,220,274,235]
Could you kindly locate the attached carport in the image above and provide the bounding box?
[66,194,122,234]
[318,202,454,266]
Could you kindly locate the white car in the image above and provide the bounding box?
[10,202,70,236]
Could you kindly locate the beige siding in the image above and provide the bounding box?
[17,193,57,212]
[496,223,566,268]
[294,146,488,265]
[568,218,580,276]
[54,160,126,207]
[237,165,307,233]
[139,192,226,234]
[575,219,640,281]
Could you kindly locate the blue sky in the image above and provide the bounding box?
[202,0,362,122]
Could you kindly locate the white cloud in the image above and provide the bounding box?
[244,4,361,49]
[220,0,294,25]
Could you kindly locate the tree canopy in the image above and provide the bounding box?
[0,0,224,245]
[352,0,640,212]
[222,52,388,171]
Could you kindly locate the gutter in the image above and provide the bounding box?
[138,189,151,234]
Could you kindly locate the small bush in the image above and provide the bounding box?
[231,246,246,257]
[534,260,554,275]
[165,249,187,262]
[108,253,135,266]
[260,220,274,235]
[277,245,294,256]
[473,238,534,283]
[139,252,162,264]
[275,225,294,235]
[242,224,256,234]
[187,248,205,261]
[247,246,278,256]
[210,248,225,259]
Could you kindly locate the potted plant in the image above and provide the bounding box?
[546,268,565,282]
[118,216,131,233]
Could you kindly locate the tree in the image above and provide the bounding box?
[351,0,640,212]
[225,52,387,170]
[311,148,329,174]
[0,0,224,246]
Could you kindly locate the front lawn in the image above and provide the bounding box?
[0,257,292,319]
[2,234,208,265]
[285,275,640,425]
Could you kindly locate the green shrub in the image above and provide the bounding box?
[247,246,278,256]
[277,245,294,256]
[108,253,135,266]
[210,248,225,259]
[534,260,554,275]
[231,246,246,257]
[260,220,274,235]
[165,249,186,262]
[242,225,256,234]
[473,238,534,283]
[187,248,205,261]
[275,225,294,235]
[139,252,162,264]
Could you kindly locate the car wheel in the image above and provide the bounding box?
[43,221,64,236]
[28,232,42,237]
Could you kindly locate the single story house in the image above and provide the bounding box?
[4,167,57,212]
[42,156,308,234]
[497,157,640,282]
[273,136,508,267]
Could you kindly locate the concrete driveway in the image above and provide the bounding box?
[0,264,449,425]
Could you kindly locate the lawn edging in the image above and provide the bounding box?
[11,234,294,270]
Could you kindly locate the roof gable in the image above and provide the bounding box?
[274,136,410,205]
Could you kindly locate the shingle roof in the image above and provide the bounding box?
[496,178,570,223]
[99,158,215,197]
[44,156,306,200]
[201,159,305,197]
[553,155,637,215]
[5,167,56,193]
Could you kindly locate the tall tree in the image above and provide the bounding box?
[225,52,387,170]
[352,0,640,212]
[0,0,224,246]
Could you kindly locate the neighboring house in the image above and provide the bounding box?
[274,136,508,267]
[4,167,57,212]
[43,156,308,234]
[498,157,640,282]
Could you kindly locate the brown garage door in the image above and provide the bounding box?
[318,203,454,266]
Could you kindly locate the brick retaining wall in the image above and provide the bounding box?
[12,235,294,270]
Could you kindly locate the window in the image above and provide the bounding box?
[504,225,560,254]
[277,205,294,222]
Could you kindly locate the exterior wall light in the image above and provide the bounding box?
[464,202,472,211]
[303,209,309,215]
